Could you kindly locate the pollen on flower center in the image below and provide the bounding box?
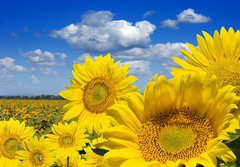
[83,77,115,114]
[137,109,215,163]
[1,137,20,159]
[92,84,108,103]
[158,126,196,154]
[59,134,74,147]
[30,150,44,166]
[207,60,240,96]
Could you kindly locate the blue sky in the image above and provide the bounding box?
[0,0,239,95]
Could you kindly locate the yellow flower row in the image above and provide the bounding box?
[0,100,67,135]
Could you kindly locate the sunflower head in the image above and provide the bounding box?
[16,136,55,167]
[172,27,240,96]
[0,119,35,166]
[46,121,89,158]
[59,53,138,133]
[97,73,239,166]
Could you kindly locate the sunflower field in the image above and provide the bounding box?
[1,27,240,167]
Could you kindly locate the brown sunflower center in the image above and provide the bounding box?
[30,150,44,166]
[1,137,21,159]
[137,109,215,163]
[83,77,115,114]
[207,60,240,96]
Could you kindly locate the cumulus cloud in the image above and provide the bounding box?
[23,49,66,76]
[51,10,156,52]
[161,19,178,29]
[116,42,187,59]
[0,57,26,72]
[31,75,40,85]
[161,8,211,28]
[116,42,187,72]
[142,10,156,19]
[24,49,67,66]
[177,9,211,23]
[121,60,151,75]
[0,57,26,81]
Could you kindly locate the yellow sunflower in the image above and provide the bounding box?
[172,27,240,96]
[95,73,239,167]
[59,53,138,133]
[46,121,89,157]
[55,153,83,167]
[16,136,55,167]
[0,119,35,167]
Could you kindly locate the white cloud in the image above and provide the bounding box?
[161,19,178,29]
[121,60,151,75]
[161,8,211,28]
[0,57,26,72]
[177,9,211,23]
[31,67,58,76]
[51,10,156,52]
[116,42,187,59]
[142,10,156,19]
[22,49,66,76]
[116,42,187,73]
[24,49,67,66]
[0,57,25,81]
[31,75,40,85]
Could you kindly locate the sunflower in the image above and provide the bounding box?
[55,153,83,167]
[46,121,89,158]
[95,73,239,166]
[172,27,240,97]
[59,53,138,133]
[16,136,55,167]
[0,119,35,166]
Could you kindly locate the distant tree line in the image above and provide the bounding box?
[0,95,64,100]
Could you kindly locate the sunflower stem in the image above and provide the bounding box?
[67,156,70,167]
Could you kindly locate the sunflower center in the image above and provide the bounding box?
[207,60,240,96]
[1,137,21,159]
[158,126,196,154]
[137,109,215,163]
[59,134,74,148]
[92,85,108,103]
[83,78,115,114]
[30,150,44,166]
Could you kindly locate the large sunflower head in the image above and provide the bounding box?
[96,73,240,166]
[59,53,138,133]
[16,136,55,167]
[172,27,240,96]
[0,119,35,166]
[46,121,89,158]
